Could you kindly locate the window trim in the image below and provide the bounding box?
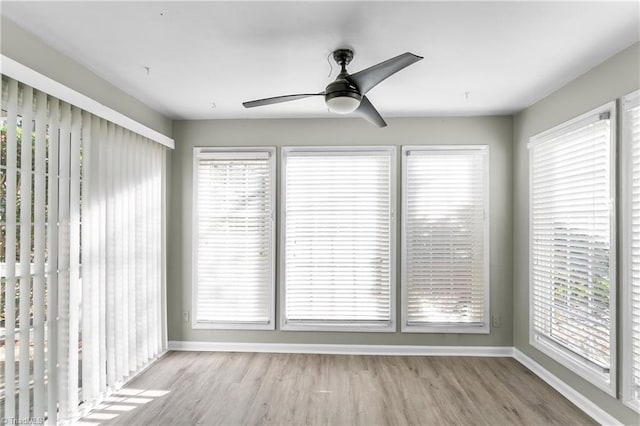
[191,146,276,330]
[622,89,640,412]
[528,102,617,397]
[279,146,397,332]
[400,145,490,334]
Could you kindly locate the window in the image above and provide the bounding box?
[401,146,489,333]
[622,89,640,411]
[193,148,275,329]
[281,147,396,331]
[529,102,616,395]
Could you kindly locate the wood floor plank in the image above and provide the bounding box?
[82,351,597,426]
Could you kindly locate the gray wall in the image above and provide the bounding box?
[513,42,640,425]
[168,116,514,346]
[0,16,173,138]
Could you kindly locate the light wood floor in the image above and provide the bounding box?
[83,351,597,426]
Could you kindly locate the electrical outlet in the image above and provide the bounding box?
[491,315,501,328]
[183,311,189,323]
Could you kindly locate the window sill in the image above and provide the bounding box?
[281,321,396,333]
[402,323,490,334]
[192,321,275,331]
[530,333,615,397]
[623,397,640,414]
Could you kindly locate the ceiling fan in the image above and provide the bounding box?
[242,49,423,128]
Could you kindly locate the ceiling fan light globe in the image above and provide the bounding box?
[326,96,361,114]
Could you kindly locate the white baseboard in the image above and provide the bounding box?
[167,340,513,357]
[513,349,622,426]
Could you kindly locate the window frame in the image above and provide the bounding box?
[400,145,490,334]
[622,89,640,412]
[280,146,397,332]
[191,146,276,330]
[528,102,617,396]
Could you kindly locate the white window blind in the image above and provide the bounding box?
[622,89,640,412]
[402,146,489,333]
[281,147,396,331]
[1,75,167,424]
[529,103,616,395]
[193,148,275,329]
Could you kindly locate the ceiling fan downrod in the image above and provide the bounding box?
[333,48,354,72]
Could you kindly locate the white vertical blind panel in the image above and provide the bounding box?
[140,136,149,363]
[135,134,145,367]
[404,149,487,326]
[161,148,168,349]
[530,116,613,369]
[113,125,125,382]
[80,111,95,403]
[56,101,71,419]
[46,97,60,425]
[4,77,18,420]
[149,145,157,351]
[138,138,150,358]
[157,145,163,350]
[126,130,137,372]
[195,151,274,324]
[122,130,132,374]
[32,89,47,418]
[113,125,121,380]
[18,84,34,419]
[89,114,101,399]
[152,143,162,353]
[284,150,393,324]
[625,94,640,405]
[144,140,152,351]
[105,122,116,387]
[67,106,81,413]
[145,139,153,360]
[97,118,108,394]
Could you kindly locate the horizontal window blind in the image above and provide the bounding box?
[1,75,167,424]
[623,89,640,411]
[282,148,395,330]
[529,104,615,394]
[402,147,488,332]
[193,149,275,328]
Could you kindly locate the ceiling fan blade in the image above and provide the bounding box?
[346,52,423,95]
[355,96,387,128]
[243,93,324,108]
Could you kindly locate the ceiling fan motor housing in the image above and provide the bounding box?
[325,79,361,101]
[324,78,362,114]
[325,49,361,113]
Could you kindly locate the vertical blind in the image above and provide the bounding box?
[282,148,395,329]
[1,75,167,423]
[403,147,488,331]
[194,149,274,328]
[529,106,614,390]
[623,90,640,409]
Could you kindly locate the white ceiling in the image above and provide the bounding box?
[2,1,638,120]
